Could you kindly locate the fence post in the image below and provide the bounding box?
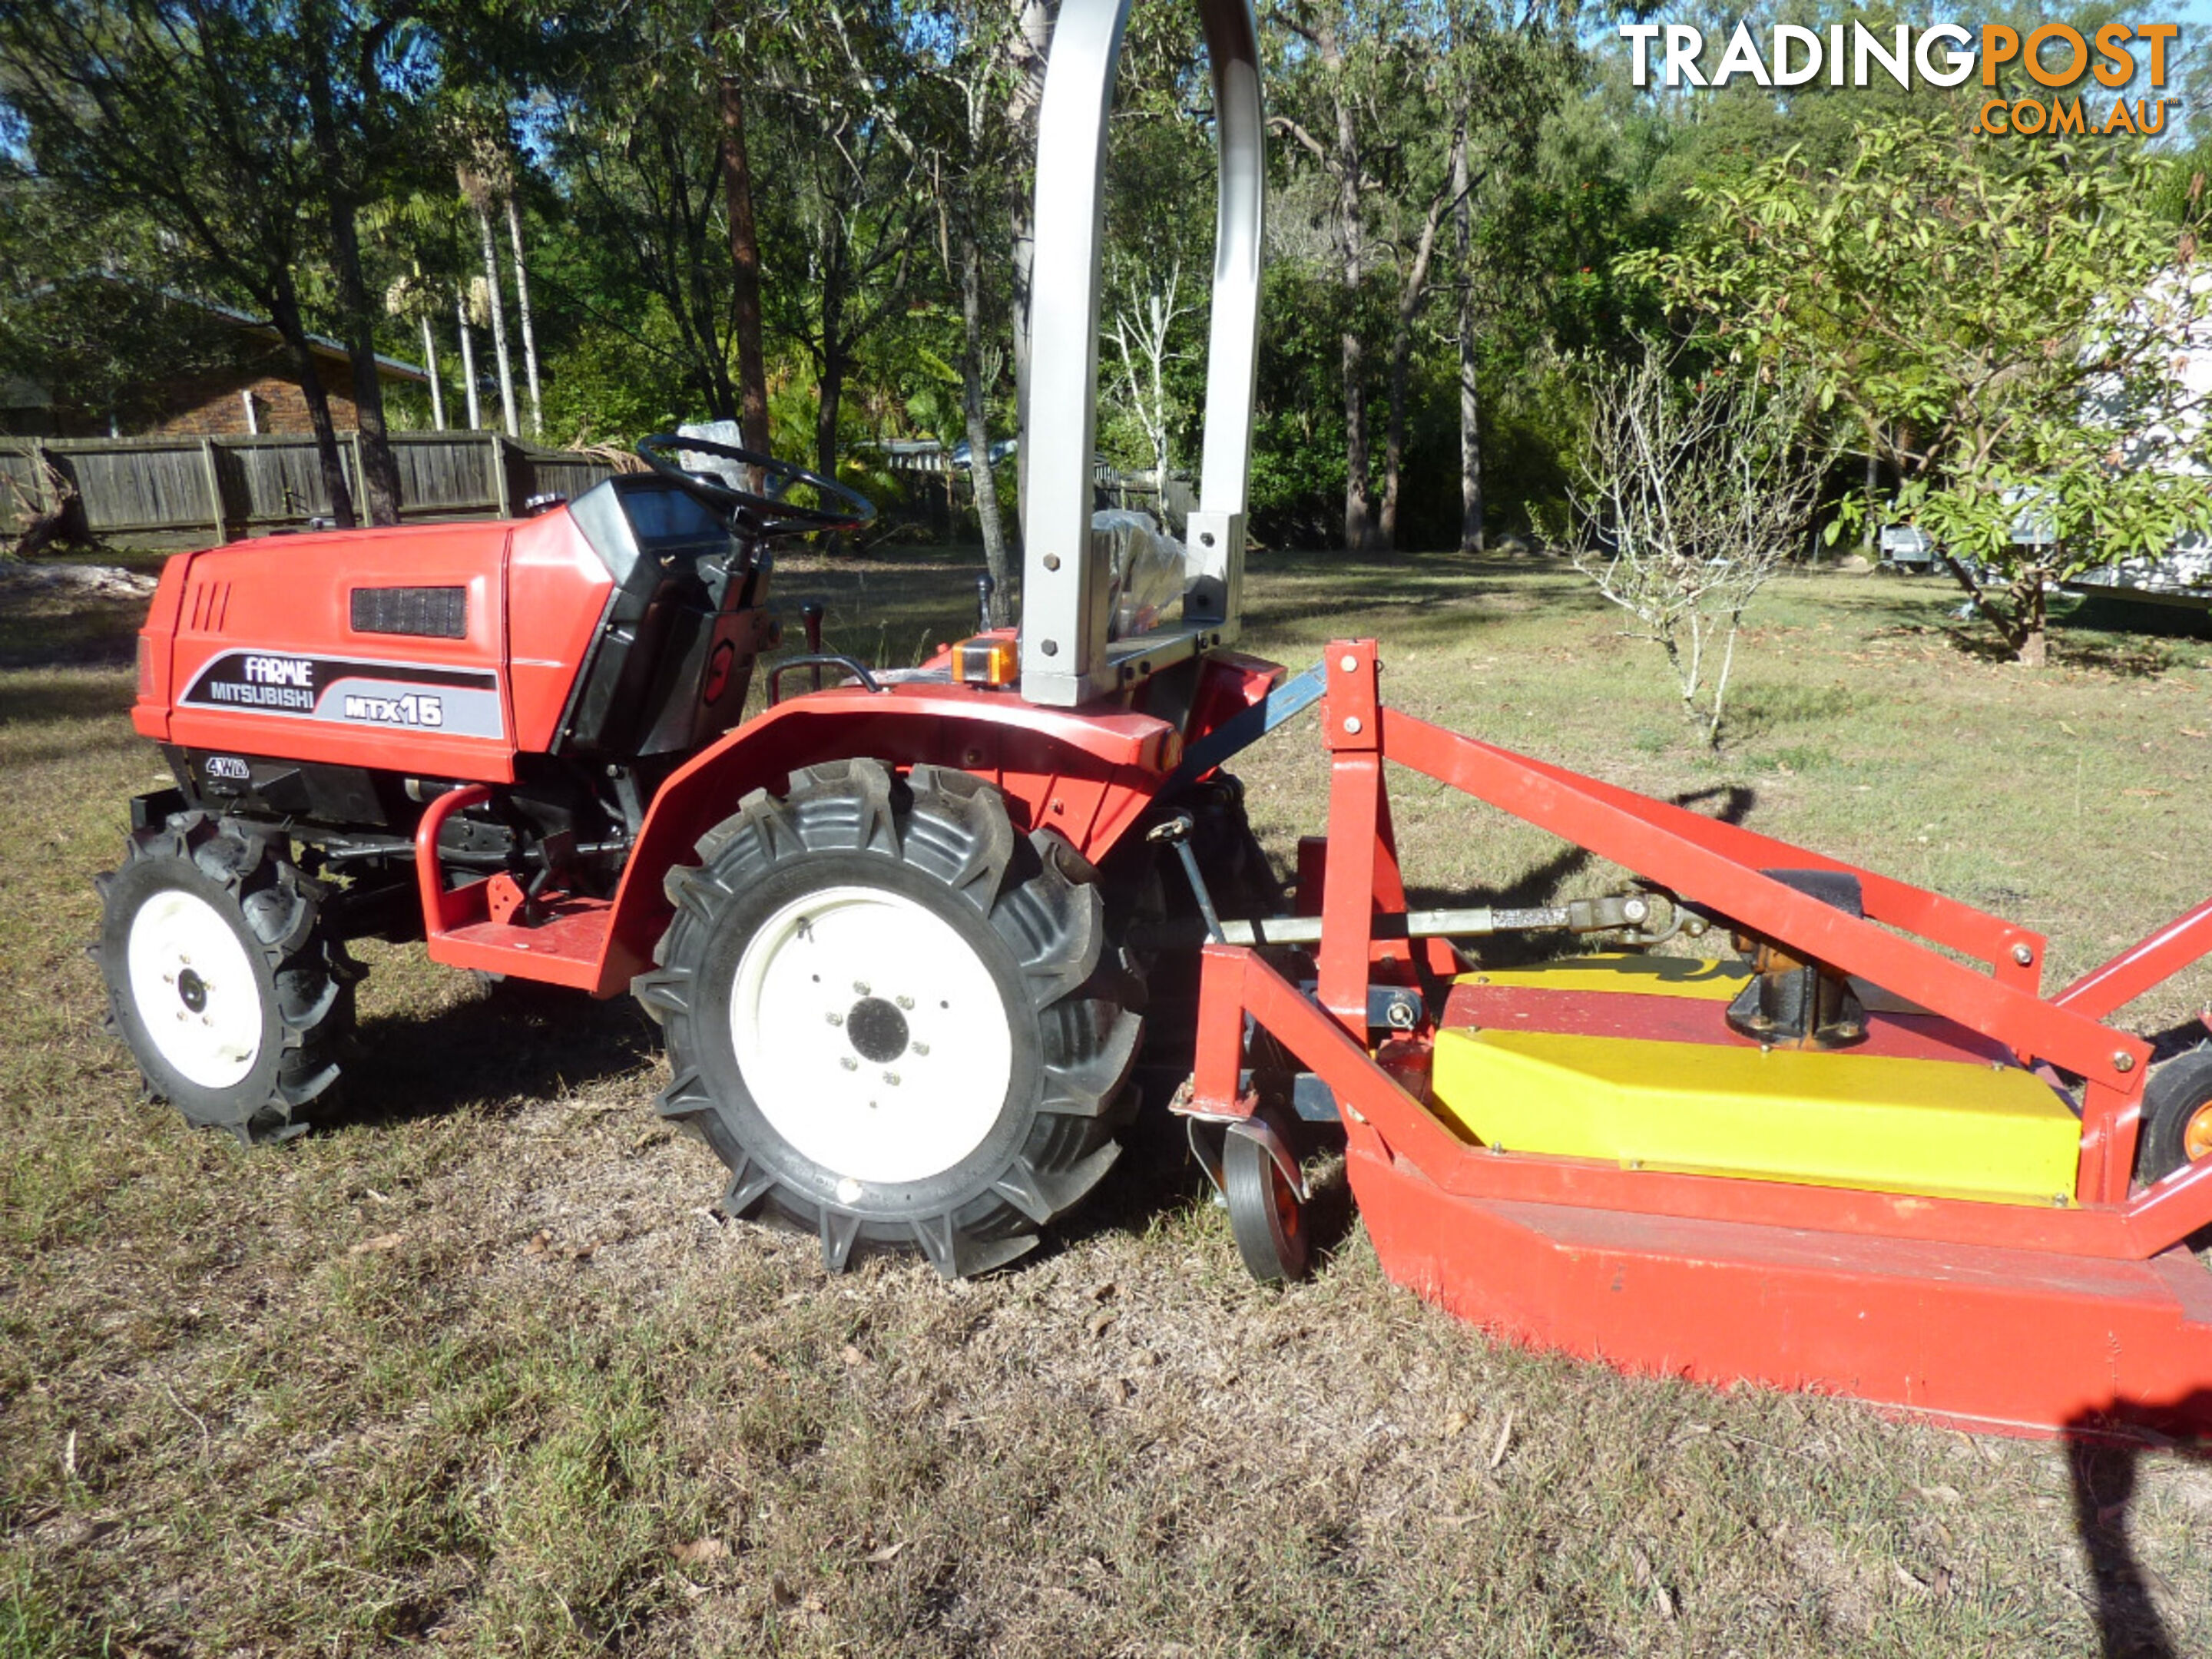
[486,433,512,518]
[346,432,366,521]
[199,436,227,544]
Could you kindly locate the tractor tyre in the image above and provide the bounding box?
[2135,1046,2212,1184]
[94,812,357,1144]
[636,760,1142,1277]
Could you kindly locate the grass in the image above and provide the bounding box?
[5,544,2212,1655]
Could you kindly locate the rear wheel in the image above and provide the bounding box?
[2137,1047,2212,1184]
[636,760,1141,1277]
[94,813,356,1143]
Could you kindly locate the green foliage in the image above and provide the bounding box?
[1631,117,2212,661]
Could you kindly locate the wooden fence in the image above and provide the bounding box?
[0,432,619,545]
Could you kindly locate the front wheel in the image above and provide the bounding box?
[94,813,356,1143]
[636,760,1141,1277]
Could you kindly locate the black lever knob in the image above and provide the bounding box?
[800,601,825,654]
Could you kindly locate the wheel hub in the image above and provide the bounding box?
[728,884,1014,1187]
[124,888,261,1090]
[845,996,909,1064]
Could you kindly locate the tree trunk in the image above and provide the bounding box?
[815,346,846,487]
[456,294,481,430]
[474,200,518,438]
[1379,138,1455,553]
[961,223,1013,624]
[1005,0,1053,524]
[270,286,356,528]
[1332,91,1374,553]
[717,66,772,457]
[420,314,445,431]
[505,194,542,441]
[303,35,400,525]
[2018,579,2048,667]
[1453,129,1484,554]
[323,197,402,524]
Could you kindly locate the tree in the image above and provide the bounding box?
[1105,262,1191,495]
[1566,346,1830,745]
[0,0,364,522]
[1631,119,2212,666]
[1269,0,1393,551]
[459,156,519,438]
[296,0,423,523]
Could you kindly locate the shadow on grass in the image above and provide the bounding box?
[0,669,137,726]
[2065,1392,2212,1659]
[329,979,658,1131]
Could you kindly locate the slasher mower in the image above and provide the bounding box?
[98,0,2211,1438]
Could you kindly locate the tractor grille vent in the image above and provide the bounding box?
[350,586,467,639]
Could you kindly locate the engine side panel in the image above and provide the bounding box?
[506,506,618,754]
[156,523,517,783]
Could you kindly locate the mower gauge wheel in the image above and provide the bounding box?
[637,433,875,538]
[1224,1125,1311,1283]
[2136,1046,2212,1184]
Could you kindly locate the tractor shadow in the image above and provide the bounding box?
[328,979,659,1131]
[2064,1392,2212,1659]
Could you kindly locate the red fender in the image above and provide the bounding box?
[592,682,1181,993]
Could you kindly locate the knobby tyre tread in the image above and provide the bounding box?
[637,759,1142,1277]
[94,811,359,1144]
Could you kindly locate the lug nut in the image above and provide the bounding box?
[839,1057,858,1071]
[853,982,870,995]
[896,995,914,1010]
[884,1071,900,1086]
[826,1011,843,1026]
[912,1041,930,1057]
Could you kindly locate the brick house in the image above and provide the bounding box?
[5,286,429,439]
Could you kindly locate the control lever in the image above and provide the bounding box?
[800,600,825,691]
[976,574,996,633]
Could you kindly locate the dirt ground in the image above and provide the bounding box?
[4,543,2210,1657]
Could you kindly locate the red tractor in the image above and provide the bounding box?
[99,0,1288,1277]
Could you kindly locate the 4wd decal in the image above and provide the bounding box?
[180,651,504,740]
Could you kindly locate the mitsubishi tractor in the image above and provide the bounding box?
[99,0,1296,1280]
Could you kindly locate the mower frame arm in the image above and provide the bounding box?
[1018,0,1263,707]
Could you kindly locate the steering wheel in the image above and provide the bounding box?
[636,433,876,537]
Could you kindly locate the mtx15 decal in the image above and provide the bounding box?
[178,651,505,740]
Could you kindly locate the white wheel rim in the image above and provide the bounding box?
[125,888,263,1089]
[730,885,1015,1187]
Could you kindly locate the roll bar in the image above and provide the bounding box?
[1018,0,1264,707]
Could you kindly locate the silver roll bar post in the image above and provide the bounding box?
[1017,0,1265,707]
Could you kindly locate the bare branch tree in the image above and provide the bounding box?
[1104,260,1190,505]
[1567,345,1831,747]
